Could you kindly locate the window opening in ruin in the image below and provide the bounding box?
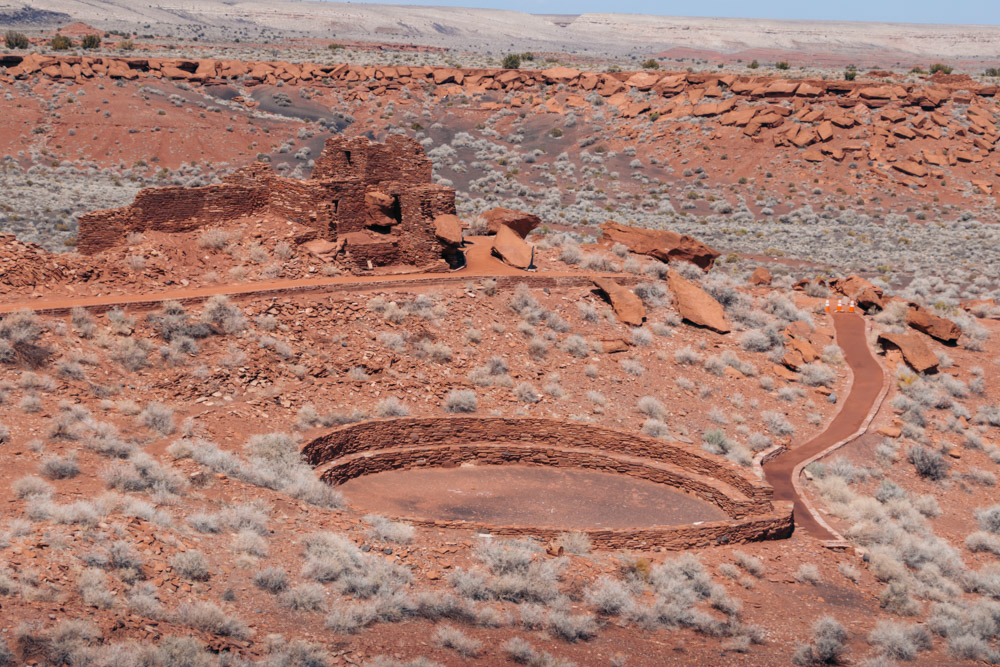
[344,151,352,165]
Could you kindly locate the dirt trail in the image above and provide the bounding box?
[0,237,590,315]
[763,312,885,540]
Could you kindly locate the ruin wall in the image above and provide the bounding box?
[77,183,268,254]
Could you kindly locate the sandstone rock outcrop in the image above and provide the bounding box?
[667,271,731,333]
[782,337,819,371]
[877,332,939,374]
[592,278,646,326]
[749,267,772,286]
[905,304,961,344]
[481,207,541,239]
[491,224,534,269]
[829,275,884,310]
[433,214,464,248]
[601,221,720,270]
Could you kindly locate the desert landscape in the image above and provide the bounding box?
[0,2,999,665]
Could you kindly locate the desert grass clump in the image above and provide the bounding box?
[172,550,211,581]
[556,531,591,555]
[514,382,539,403]
[867,620,932,661]
[434,624,482,657]
[975,505,1000,534]
[280,583,326,612]
[40,453,80,480]
[364,514,415,544]
[795,564,821,584]
[78,568,116,609]
[139,402,175,436]
[585,576,635,616]
[793,616,848,665]
[443,390,477,413]
[254,567,289,593]
[301,532,411,598]
[907,444,948,480]
[175,601,250,639]
[201,295,246,334]
[376,397,410,418]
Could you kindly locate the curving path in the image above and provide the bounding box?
[762,312,886,542]
[0,237,606,316]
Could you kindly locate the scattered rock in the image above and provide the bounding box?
[491,224,534,269]
[481,207,541,238]
[829,275,884,310]
[601,221,720,270]
[749,267,772,286]
[592,278,646,326]
[905,304,961,344]
[667,271,731,333]
[877,332,939,374]
[433,214,464,247]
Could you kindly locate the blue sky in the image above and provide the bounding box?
[348,0,1000,25]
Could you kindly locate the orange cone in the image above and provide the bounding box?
[836,299,843,313]
[825,299,830,313]
[849,300,855,313]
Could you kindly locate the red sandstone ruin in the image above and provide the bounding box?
[77,136,463,269]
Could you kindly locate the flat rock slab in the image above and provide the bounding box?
[667,271,731,334]
[878,332,939,374]
[905,304,961,344]
[592,278,646,326]
[482,207,540,238]
[601,221,719,270]
[491,224,534,269]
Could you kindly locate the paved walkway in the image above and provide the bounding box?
[762,312,885,540]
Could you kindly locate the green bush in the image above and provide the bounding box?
[80,34,101,49]
[775,61,790,70]
[4,30,28,49]
[844,65,858,81]
[549,128,563,138]
[520,51,535,61]
[50,34,72,50]
[929,63,953,75]
[641,59,660,70]
[986,67,1000,77]
[748,60,759,69]
[118,39,134,51]
[501,53,521,69]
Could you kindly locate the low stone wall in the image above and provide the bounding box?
[303,416,794,550]
[304,416,774,508]
[77,183,268,253]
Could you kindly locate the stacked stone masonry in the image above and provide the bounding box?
[302,416,794,550]
[76,136,459,269]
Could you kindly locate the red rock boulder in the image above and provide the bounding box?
[601,221,720,270]
[667,271,731,334]
[829,275,884,310]
[491,224,534,269]
[905,304,960,344]
[749,267,772,286]
[433,214,464,247]
[482,207,540,239]
[592,278,646,327]
[877,332,938,374]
